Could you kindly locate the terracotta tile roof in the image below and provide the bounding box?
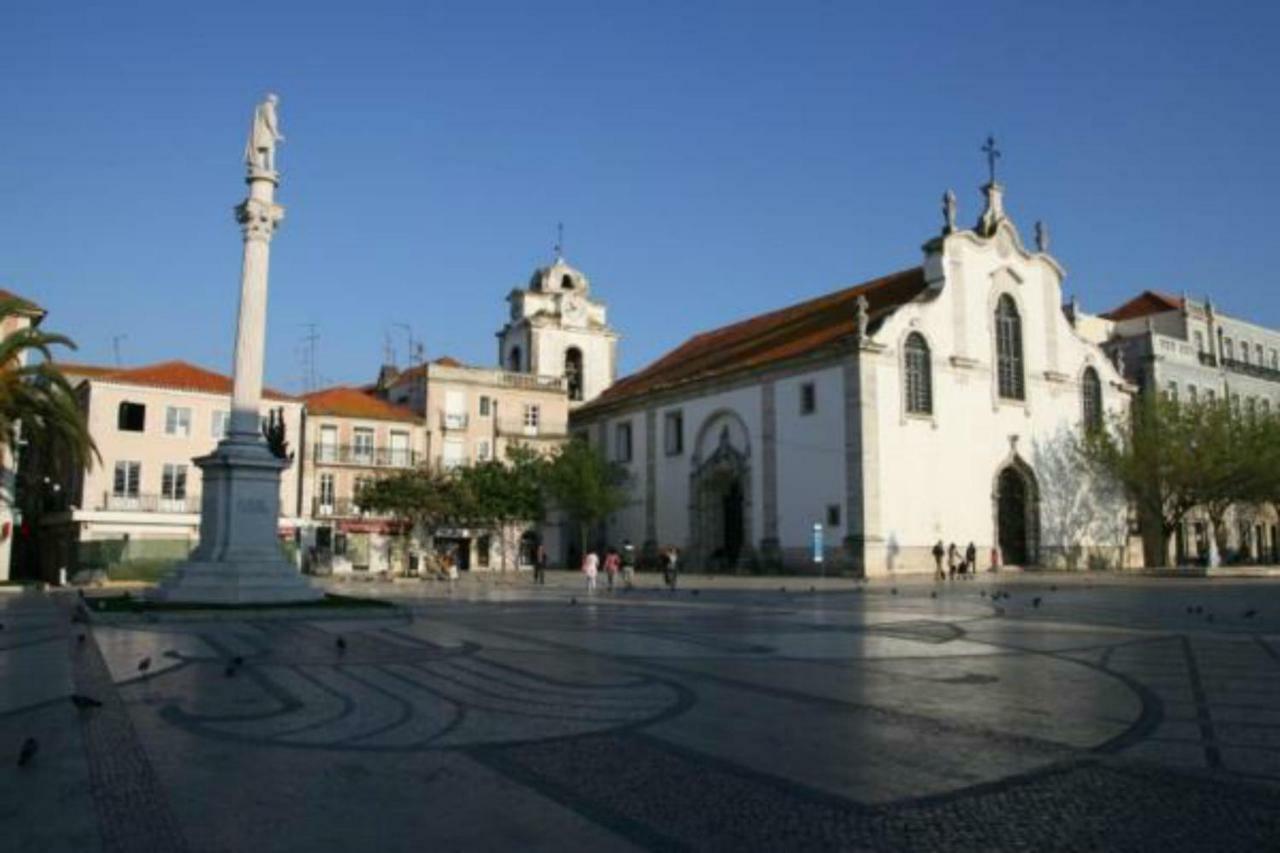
[1102,291,1183,322]
[0,288,44,317]
[582,266,929,412]
[301,386,420,423]
[59,362,123,380]
[432,356,464,368]
[64,360,296,401]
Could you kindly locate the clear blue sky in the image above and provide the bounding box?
[3,1,1277,392]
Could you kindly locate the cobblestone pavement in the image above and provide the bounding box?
[3,573,1280,851]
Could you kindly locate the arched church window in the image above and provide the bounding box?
[903,333,932,414]
[507,346,522,373]
[561,274,574,290]
[565,347,584,402]
[1081,367,1102,430]
[995,295,1025,400]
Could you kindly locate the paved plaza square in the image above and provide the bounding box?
[3,572,1279,851]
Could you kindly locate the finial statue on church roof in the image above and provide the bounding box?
[942,190,957,234]
[854,294,870,339]
[1035,220,1049,252]
[553,221,565,262]
[982,134,1001,185]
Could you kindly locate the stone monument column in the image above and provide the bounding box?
[153,94,320,604]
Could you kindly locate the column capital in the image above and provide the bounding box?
[235,198,285,242]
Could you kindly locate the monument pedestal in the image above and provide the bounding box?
[152,434,321,604]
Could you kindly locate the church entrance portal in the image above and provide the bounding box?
[995,463,1039,566]
[690,421,752,571]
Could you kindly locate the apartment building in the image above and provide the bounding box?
[298,386,425,574]
[1101,291,1280,565]
[36,360,303,579]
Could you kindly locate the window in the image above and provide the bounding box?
[664,411,684,456]
[800,382,816,415]
[904,333,933,415]
[615,422,633,463]
[523,404,540,432]
[477,440,491,461]
[389,431,410,466]
[1231,393,1241,411]
[477,535,491,568]
[507,346,523,373]
[161,463,188,500]
[479,396,491,417]
[1224,338,1234,360]
[1242,343,1251,365]
[164,406,192,437]
[112,461,141,497]
[1263,399,1272,415]
[118,402,146,432]
[995,295,1025,400]
[1257,344,1265,365]
[212,410,230,438]
[1166,381,1178,402]
[1081,367,1102,429]
[442,439,465,471]
[826,505,841,527]
[1246,397,1258,417]
[353,427,374,463]
[318,425,338,462]
[1194,331,1205,353]
[353,476,371,509]
[1188,386,1199,405]
[1271,350,1278,370]
[318,473,335,509]
[1205,389,1216,403]
[565,347,584,402]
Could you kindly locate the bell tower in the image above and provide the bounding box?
[496,252,618,406]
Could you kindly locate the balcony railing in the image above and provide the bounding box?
[100,492,201,513]
[1221,357,1280,384]
[1197,352,1218,367]
[493,419,567,440]
[499,372,565,392]
[440,412,469,430]
[312,497,392,519]
[312,444,417,467]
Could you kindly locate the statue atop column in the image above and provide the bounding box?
[244,93,284,172]
[942,190,957,234]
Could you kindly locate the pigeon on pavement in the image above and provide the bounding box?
[70,694,102,710]
[17,737,38,767]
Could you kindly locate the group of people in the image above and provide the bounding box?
[580,541,681,593]
[932,540,979,580]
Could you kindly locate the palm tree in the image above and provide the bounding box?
[0,296,98,478]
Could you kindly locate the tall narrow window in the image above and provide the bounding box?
[664,411,684,456]
[799,382,816,415]
[507,346,523,373]
[1081,367,1102,429]
[564,347,584,402]
[112,461,141,498]
[903,333,932,414]
[995,295,1025,400]
[318,473,335,512]
[615,422,633,463]
[352,427,374,463]
[161,463,188,501]
[164,406,192,437]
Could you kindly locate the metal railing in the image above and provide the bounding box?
[312,444,417,467]
[100,492,201,513]
[440,412,469,430]
[1221,357,1280,384]
[1197,352,1218,367]
[499,372,564,391]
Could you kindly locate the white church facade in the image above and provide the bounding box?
[571,179,1135,576]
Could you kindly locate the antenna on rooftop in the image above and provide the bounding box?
[111,334,127,367]
[299,323,320,392]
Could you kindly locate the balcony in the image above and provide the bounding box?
[312,444,417,468]
[1197,352,1218,367]
[499,372,564,392]
[494,419,567,440]
[440,412,469,430]
[1221,357,1280,384]
[100,492,200,513]
[312,497,393,519]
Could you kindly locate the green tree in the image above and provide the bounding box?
[355,466,457,557]
[543,438,627,557]
[1078,393,1201,567]
[0,298,98,478]
[1188,400,1263,556]
[454,443,547,570]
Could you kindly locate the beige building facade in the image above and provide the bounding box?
[39,361,302,580]
[297,386,425,575]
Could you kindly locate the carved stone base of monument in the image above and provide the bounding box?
[152,434,321,604]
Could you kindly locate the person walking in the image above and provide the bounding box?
[534,543,547,585]
[621,539,636,590]
[965,542,977,578]
[947,543,959,580]
[667,546,681,591]
[603,547,620,592]
[582,549,599,594]
[932,540,946,581]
